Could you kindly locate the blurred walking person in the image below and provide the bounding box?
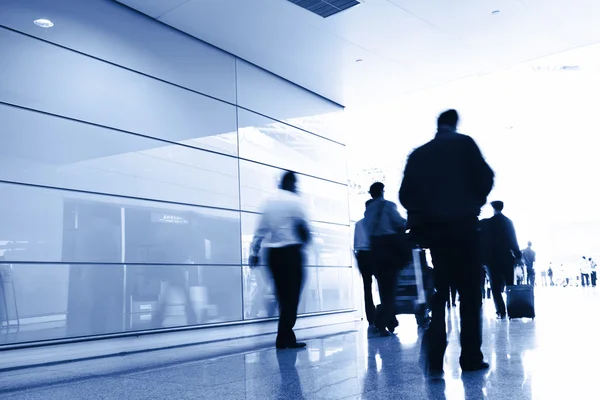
[400,109,494,377]
[354,200,377,328]
[364,182,408,336]
[249,171,311,349]
[522,242,536,286]
[480,201,522,319]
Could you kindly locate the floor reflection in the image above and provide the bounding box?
[275,350,304,400]
[4,287,600,399]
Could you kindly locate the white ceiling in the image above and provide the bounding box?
[117,0,600,107]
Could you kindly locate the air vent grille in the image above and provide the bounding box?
[286,0,360,18]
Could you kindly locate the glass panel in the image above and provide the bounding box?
[242,265,320,320]
[0,182,241,265]
[238,109,347,183]
[0,263,243,345]
[239,160,350,225]
[0,29,238,155]
[241,213,351,267]
[318,267,355,312]
[0,105,240,210]
[0,0,237,103]
[236,60,345,143]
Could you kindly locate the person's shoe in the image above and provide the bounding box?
[379,329,392,337]
[461,361,490,372]
[496,314,506,320]
[276,342,307,350]
[426,368,445,380]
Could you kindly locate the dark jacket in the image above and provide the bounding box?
[480,214,522,266]
[399,130,494,229]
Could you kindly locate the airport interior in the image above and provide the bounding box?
[1,0,599,398]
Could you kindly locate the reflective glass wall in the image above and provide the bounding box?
[0,0,350,345]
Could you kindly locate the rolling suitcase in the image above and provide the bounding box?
[393,248,433,328]
[506,285,535,319]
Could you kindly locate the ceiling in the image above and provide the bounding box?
[116,0,600,107]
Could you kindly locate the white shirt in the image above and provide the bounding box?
[581,258,591,274]
[251,189,309,255]
[353,219,370,251]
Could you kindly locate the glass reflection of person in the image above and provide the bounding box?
[250,171,311,349]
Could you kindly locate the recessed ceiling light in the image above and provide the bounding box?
[492,10,500,15]
[356,59,364,63]
[33,19,54,28]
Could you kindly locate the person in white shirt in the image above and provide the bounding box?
[249,171,311,349]
[354,199,376,327]
[580,256,591,287]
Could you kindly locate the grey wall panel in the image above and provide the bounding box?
[0,105,240,210]
[0,183,242,265]
[236,60,345,143]
[238,109,347,183]
[0,263,243,344]
[241,265,353,320]
[239,160,350,225]
[241,212,351,267]
[0,0,236,103]
[0,28,238,154]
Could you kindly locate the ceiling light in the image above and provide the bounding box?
[356,59,364,63]
[492,10,500,15]
[33,19,54,28]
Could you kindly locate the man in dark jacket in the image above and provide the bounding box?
[400,109,494,377]
[364,182,407,336]
[480,200,522,319]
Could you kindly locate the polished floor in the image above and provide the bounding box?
[0,286,598,399]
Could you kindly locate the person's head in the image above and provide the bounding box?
[365,199,374,209]
[280,171,297,193]
[583,256,587,260]
[369,182,385,199]
[490,200,504,215]
[528,241,532,248]
[437,109,459,132]
[590,257,593,261]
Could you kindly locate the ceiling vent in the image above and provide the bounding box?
[286,0,361,18]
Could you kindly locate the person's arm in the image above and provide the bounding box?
[249,209,270,268]
[507,220,522,259]
[353,220,362,252]
[465,136,495,203]
[294,201,312,245]
[399,153,420,213]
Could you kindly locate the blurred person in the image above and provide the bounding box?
[540,267,548,287]
[400,109,494,376]
[364,182,408,336]
[480,200,522,319]
[522,241,536,286]
[515,264,525,285]
[590,258,597,287]
[354,199,377,328]
[249,171,311,349]
[548,263,554,286]
[560,264,569,287]
[580,256,591,287]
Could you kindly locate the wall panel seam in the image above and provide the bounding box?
[0,25,345,145]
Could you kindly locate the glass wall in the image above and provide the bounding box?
[0,0,349,345]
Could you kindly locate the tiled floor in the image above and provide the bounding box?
[0,286,598,399]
